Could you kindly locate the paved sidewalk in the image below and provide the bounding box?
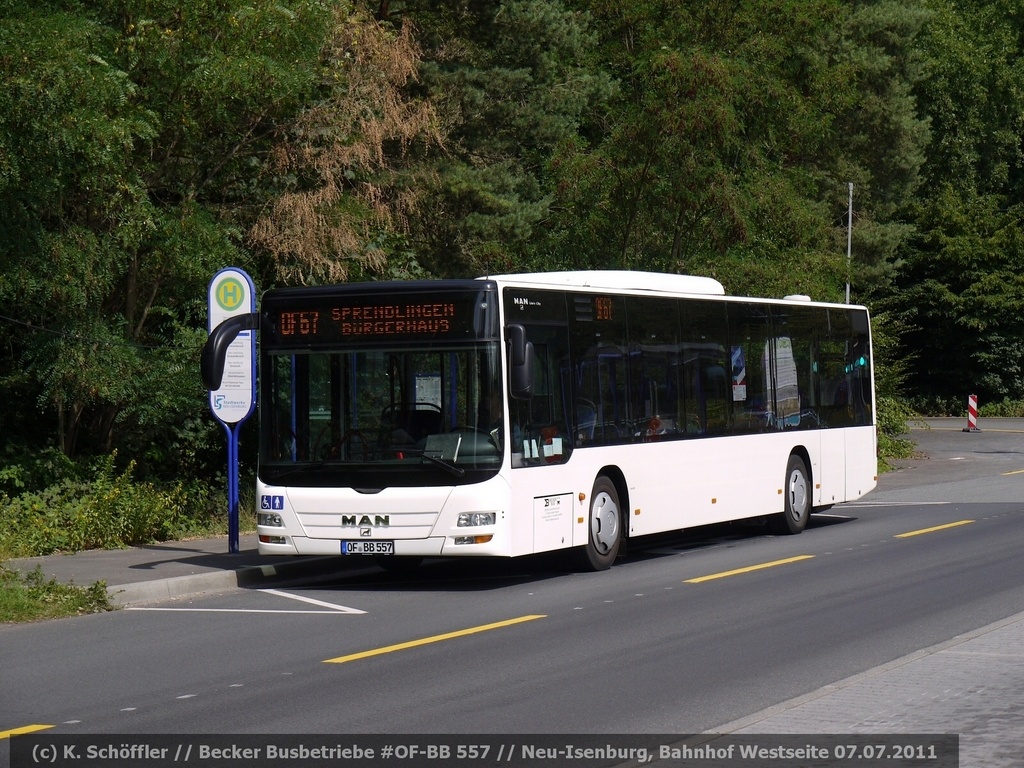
[712,611,1024,767]
[5,533,355,606]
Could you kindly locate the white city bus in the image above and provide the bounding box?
[201,271,876,570]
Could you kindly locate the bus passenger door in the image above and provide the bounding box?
[818,424,847,505]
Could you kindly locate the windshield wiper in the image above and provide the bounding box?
[420,453,466,478]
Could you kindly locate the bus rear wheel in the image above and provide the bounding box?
[577,475,622,571]
[769,454,811,535]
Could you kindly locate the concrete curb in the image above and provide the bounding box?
[106,556,349,607]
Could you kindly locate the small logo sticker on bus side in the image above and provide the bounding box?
[261,495,284,510]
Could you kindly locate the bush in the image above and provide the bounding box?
[0,446,83,497]
[978,398,1024,417]
[0,565,112,622]
[904,394,964,417]
[0,454,223,558]
[876,395,920,462]
[904,394,1024,417]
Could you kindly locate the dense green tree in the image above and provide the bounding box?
[831,0,931,299]
[539,0,931,302]
[912,0,1023,200]
[895,190,1024,404]
[0,0,332,469]
[385,0,612,277]
[1,1,168,458]
[889,0,1024,404]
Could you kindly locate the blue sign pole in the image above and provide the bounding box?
[206,268,257,554]
[220,422,237,551]
[223,421,247,553]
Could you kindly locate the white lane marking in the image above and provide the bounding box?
[126,589,366,615]
[127,608,360,614]
[260,588,367,614]
[842,501,951,507]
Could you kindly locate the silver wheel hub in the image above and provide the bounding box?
[788,472,809,518]
[591,491,619,554]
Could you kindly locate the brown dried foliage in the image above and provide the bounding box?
[250,7,441,285]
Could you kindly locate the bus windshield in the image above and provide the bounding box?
[259,342,505,487]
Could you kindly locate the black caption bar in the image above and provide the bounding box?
[10,734,959,768]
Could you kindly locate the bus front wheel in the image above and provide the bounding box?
[578,475,622,571]
[770,454,811,535]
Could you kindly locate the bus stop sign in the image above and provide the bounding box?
[206,267,257,554]
[207,267,256,424]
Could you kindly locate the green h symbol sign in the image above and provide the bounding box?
[216,277,245,311]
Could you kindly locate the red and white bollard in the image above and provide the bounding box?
[963,394,980,432]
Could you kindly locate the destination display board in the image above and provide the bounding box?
[263,285,498,347]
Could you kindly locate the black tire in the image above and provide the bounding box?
[769,454,811,535]
[577,475,622,571]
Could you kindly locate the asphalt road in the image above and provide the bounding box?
[2,418,1023,752]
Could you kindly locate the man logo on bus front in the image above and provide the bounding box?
[360,528,371,537]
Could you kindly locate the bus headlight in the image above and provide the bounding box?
[457,512,495,527]
[258,512,284,527]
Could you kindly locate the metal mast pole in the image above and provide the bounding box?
[846,182,853,304]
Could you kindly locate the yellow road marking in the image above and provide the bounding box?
[895,520,974,538]
[323,614,546,664]
[1002,469,1024,476]
[0,725,54,740]
[685,555,815,584]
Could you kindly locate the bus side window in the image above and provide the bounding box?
[513,323,573,466]
[680,299,730,436]
[772,305,826,429]
[728,303,774,434]
[569,294,629,446]
[624,296,683,442]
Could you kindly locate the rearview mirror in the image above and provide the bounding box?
[507,324,534,400]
